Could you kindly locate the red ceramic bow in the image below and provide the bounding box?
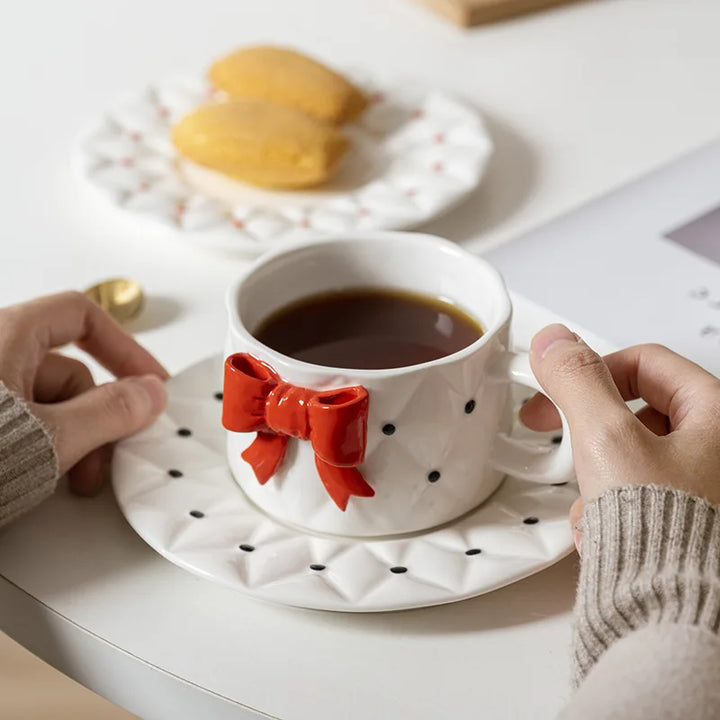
[222,353,374,511]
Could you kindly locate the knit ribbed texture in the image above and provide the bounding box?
[572,485,720,686]
[561,624,720,719]
[0,381,58,527]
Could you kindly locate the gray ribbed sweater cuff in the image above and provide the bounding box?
[572,485,720,685]
[0,381,58,527]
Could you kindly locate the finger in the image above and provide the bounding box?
[1,292,168,394]
[603,343,719,429]
[529,324,633,436]
[68,445,112,496]
[33,353,95,402]
[635,404,671,436]
[33,375,167,474]
[519,392,561,431]
[521,343,714,433]
[32,353,109,494]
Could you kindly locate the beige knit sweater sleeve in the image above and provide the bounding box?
[561,485,720,719]
[0,381,58,528]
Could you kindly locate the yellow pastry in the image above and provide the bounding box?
[171,99,349,189]
[209,46,368,125]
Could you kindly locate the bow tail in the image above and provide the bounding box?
[314,457,375,511]
[241,432,288,484]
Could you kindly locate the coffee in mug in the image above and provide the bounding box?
[253,288,484,370]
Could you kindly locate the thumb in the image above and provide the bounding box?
[529,324,629,436]
[35,375,167,475]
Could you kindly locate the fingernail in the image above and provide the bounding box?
[134,375,167,415]
[531,324,581,359]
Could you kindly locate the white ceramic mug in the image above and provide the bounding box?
[223,232,573,537]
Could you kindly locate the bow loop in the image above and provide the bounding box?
[222,354,280,433]
[222,353,374,510]
[308,388,368,466]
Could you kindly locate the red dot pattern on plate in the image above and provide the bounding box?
[129,131,142,142]
[405,188,417,197]
[358,207,370,216]
[120,157,133,167]
[433,162,444,173]
[412,109,424,119]
[138,181,149,192]
[232,218,244,228]
[370,91,385,104]
[434,133,445,144]
[158,106,170,119]
[298,218,310,229]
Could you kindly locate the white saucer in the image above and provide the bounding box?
[76,74,492,256]
[112,355,578,613]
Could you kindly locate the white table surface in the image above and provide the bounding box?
[2,1,720,718]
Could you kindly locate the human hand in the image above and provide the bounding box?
[0,291,168,495]
[520,324,720,551]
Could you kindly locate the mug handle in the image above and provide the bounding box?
[487,351,575,484]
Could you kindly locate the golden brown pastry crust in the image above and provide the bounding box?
[171,99,349,189]
[209,46,368,125]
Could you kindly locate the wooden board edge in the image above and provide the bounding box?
[413,0,579,27]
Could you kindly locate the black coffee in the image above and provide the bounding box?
[253,288,483,370]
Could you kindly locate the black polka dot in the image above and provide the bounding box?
[168,469,183,478]
[390,566,407,574]
[214,391,223,401]
[239,544,255,552]
[523,516,539,525]
[465,548,482,556]
[310,564,326,571]
[427,470,441,483]
[464,399,476,414]
[552,481,569,487]
[382,423,396,436]
[177,427,192,437]
[552,435,562,444]
[189,510,204,519]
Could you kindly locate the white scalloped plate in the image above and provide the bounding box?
[76,75,493,256]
